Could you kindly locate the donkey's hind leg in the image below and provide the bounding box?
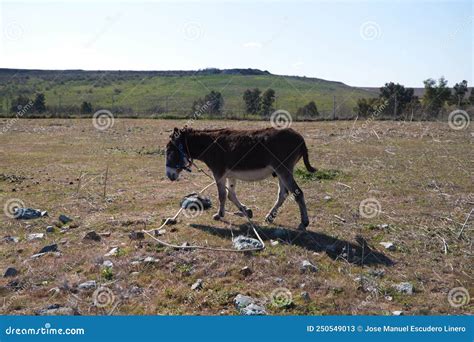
[276,170,310,230]
[265,178,288,223]
[226,178,253,218]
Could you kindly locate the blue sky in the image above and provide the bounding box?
[0,0,472,87]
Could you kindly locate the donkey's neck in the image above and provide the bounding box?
[184,130,214,161]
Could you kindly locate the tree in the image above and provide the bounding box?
[10,95,31,113]
[379,82,415,117]
[32,93,46,113]
[422,77,451,117]
[203,90,224,116]
[260,89,276,116]
[354,98,382,118]
[450,80,468,106]
[469,88,474,105]
[296,101,319,117]
[243,88,261,115]
[80,101,93,114]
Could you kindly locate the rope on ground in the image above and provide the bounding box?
[141,163,266,253]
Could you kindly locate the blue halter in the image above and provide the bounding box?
[166,142,192,172]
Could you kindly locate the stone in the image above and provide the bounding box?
[102,260,114,268]
[369,269,385,278]
[392,310,404,316]
[143,256,159,264]
[78,280,97,290]
[377,224,390,229]
[2,236,19,243]
[323,195,332,202]
[104,247,119,257]
[240,303,267,315]
[191,279,203,291]
[380,242,396,251]
[240,266,252,277]
[129,231,145,240]
[234,294,256,310]
[37,304,76,316]
[355,275,378,293]
[300,260,318,273]
[27,233,45,241]
[38,244,58,254]
[59,214,72,224]
[154,229,166,236]
[30,252,47,259]
[46,226,55,233]
[270,240,279,246]
[4,267,18,277]
[83,231,101,242]
[232,236,263,250]
[394,282,414,295]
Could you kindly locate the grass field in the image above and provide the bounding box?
[0,118,472,315]
[0,69,376,116]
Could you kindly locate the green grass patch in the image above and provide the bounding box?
[295,168,342,181]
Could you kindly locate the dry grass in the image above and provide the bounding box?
[0,118,472,315]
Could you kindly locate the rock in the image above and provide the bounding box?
[240,303,267,315]
[300,291,310,302]
[37,304,77,316]
[14,208,48,220]
[46,226,55,233]
[380,242,396,251]
[234,294,256,310]
[59,214,72,224]
[104,247,119,257]
[38,244,58,254]
[191,279,203,291]
[323,195,332,202]
[181,242,190,247]
[4,267,18,277]
[355,275,378,293]
[99,232,111,237]
[78,280,97,290]
[180,193,212,210]
[27,233,45,241]
[129,231,145,240]
[270,240,279,246]
[377,224,390,229]
[83,231,101,242]
[300,260,318,273]
[232,236,263,250]
[2,236,19,243]
[392,310,404,316]
[102,260,113,268]
[240,266,252,277]
[143,256,159,264]
[394,282,414,295]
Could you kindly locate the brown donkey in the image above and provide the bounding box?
[165,127,317,230]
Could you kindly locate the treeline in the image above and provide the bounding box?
[355,78,473,119]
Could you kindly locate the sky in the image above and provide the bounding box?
[0,0,472,87]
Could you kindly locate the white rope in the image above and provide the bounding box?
[142,162,265,253]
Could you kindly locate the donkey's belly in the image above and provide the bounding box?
[226,167,273,181]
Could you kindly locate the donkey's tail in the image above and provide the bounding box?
[301,143,317,173]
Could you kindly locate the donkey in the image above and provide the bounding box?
[165,127,317,230]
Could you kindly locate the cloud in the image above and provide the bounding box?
[242,41,262,48]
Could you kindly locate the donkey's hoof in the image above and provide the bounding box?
[298,221,309,231]
[245,208,253,219]
[265,214,275,224]
[213,213,222,221]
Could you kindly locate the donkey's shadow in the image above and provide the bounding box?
[189,223,394,266]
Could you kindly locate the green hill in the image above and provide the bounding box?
[0,68,377,118]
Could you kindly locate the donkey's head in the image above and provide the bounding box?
[165,127,191,181]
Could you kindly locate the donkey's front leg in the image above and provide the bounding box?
[213,176,227,220]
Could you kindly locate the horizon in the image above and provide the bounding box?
[0,0,473,87]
